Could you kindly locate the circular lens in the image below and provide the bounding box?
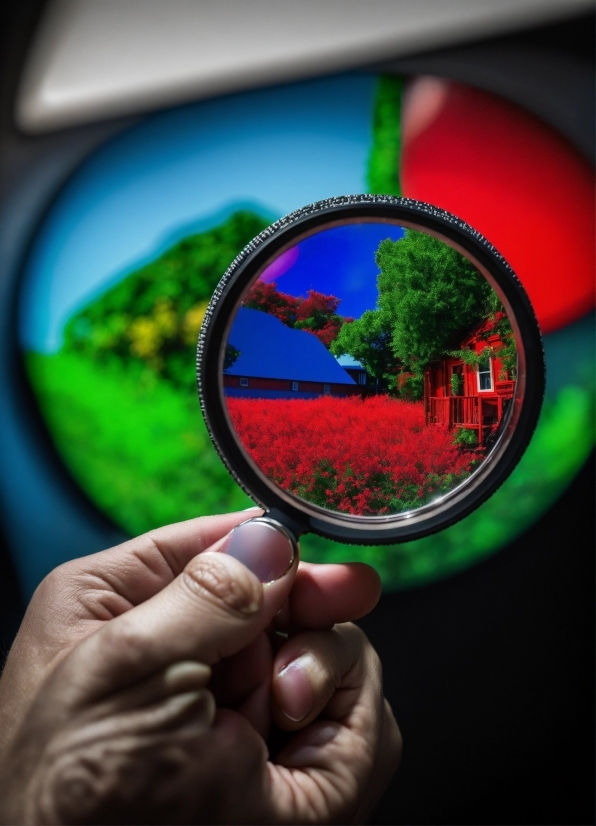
[198,197,544,544]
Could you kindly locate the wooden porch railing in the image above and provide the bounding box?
[426,396,481,426]
[425,395,507,444]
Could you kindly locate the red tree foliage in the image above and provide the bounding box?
[243,280,351,348]
[226,396,481,515]
[243,281,299,326]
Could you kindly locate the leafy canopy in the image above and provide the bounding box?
[332,229,494,392]
[63,210,271,388]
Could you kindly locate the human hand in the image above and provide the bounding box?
[0,511,401,824]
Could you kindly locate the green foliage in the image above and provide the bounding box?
[397,373,424,400]
[447,345,493,368]
[331,310,393,388]
[366,76,403,196]
[377,230,493,372]
[450,372,463,396]
[489,311,517,379]
[453,427,477,448]
[63,210,271,388]
[224,344,241,371]
[333,229,494,397]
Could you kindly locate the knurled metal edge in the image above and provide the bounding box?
[195,194,545,541]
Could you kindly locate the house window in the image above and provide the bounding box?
[292,381,299,391]
[324,384,331,395]
[358,372,367,386]
[477,357,493,392]
[239,377,249,387]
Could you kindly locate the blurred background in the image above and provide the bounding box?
[0,1,594,823]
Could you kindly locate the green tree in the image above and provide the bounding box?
[330,311,394,388]
[332,229,495,396]
[63,210,271,388]
[377,230,493,374]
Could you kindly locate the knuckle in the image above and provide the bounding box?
[34,561,76,603]
[182,553,262,616]
[95,616,148,674]
[339,622,378,665]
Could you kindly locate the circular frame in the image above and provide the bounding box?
[198,195,545,544]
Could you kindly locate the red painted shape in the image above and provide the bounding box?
[401,78,595,334]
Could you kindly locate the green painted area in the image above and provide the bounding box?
[26,352,253,533]
[366,75,403,197]
[25,349,594,589]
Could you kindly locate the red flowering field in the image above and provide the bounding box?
[226,396,481,515]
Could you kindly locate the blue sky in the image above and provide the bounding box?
[20,73,381,352]
[270,223,405,319]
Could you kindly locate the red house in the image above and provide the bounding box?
[424,316,515,444]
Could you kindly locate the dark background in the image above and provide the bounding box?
[1,4,594,824]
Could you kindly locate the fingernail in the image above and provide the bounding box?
[276,655,315,722]
[219,518,296,583]
[164,690,216,726]
[164,661,211,691]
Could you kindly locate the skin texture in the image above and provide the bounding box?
[0,510,401,824]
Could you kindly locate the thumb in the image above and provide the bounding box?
[59,518,298,703]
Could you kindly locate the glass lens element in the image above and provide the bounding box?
[222,221,518,518]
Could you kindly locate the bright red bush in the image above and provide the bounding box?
[242,281,351,348]
[226,395,481,515]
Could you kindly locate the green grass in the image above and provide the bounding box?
[26,351,253,534]
[26,351,594,590]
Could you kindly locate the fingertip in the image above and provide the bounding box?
[343,562,383,607]
[219,519,298,584]
[290,561,382,627]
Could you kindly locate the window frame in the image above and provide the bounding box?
[477,358,493,392]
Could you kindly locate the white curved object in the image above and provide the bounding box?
[16,0,594,133]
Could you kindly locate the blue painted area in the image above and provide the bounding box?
[275,223,405,319]
[542,310,595,399]
[336,353,365,369]
[19,73,377,352]
[227,308,356,384]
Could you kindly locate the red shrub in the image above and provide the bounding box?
[226,395,481,515]
[242,281,351,348]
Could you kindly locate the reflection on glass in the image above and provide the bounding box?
[223,223,517,517]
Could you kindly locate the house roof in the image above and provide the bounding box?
[226,307,356,384]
